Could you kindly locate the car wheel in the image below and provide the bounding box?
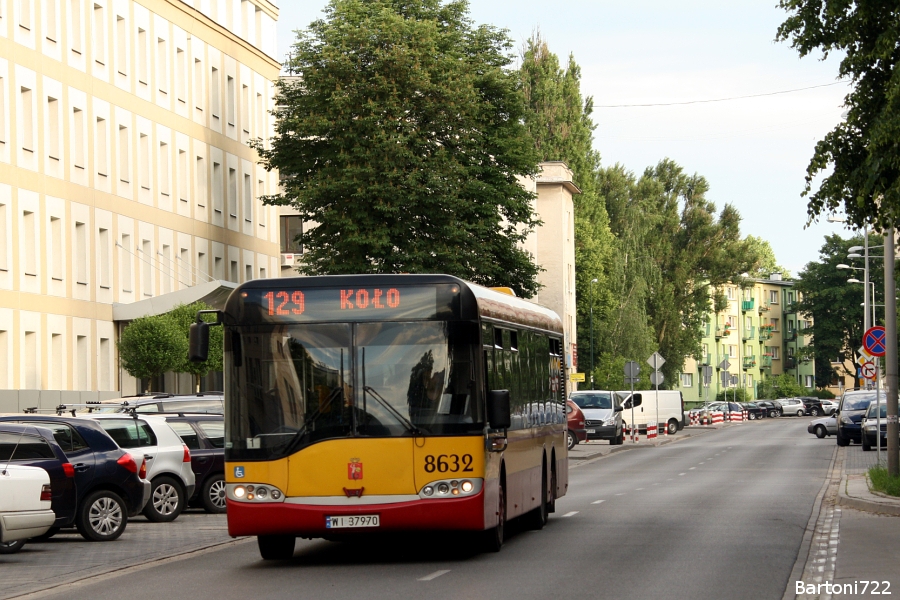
[257,535,296,560]
[769,410,777,418]
[483,481,505,553]
[0,539,26,554]
[815,425,827,439]
[796,410,804,417]
[143,476,185,523]
[836,432,850,447]
[566,430,576,450]
[810,408,820,417]
[201,474,227,514]
[667,420,678,435]
[75,490,127,542]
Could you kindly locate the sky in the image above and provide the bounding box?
[273,0,855,276]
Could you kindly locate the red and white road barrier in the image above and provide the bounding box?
[728,410,744,423]
[711,411,724,424]
[646,422,658,440]
[742,409,748,421]
[690,413,699,426]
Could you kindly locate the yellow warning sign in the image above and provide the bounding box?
[569,373,585,382]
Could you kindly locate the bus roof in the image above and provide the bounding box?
[225,274,563,335]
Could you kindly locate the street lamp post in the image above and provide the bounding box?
[590,278,597,390]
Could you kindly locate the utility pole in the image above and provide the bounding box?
[590,278,597,390]
[884,228,898,477]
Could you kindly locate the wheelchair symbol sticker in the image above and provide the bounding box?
[234,466,245,478]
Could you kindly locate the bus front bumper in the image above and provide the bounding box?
[226,491,487,537]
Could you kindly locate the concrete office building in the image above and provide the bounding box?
[0,0,281,408]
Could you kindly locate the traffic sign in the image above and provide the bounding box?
[861,361,876,380]
[719,358,731,371]
[701,365,713,385]
[863,326,887,357]
[650,371,664,386]
[647,352,666,371]
[720,370,730,387]
[569,373,585,382]
[624,361,640,378]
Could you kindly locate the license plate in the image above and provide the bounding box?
[586,429,595,433]
[326,515,380,529]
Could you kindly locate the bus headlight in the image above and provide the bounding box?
[418,478,482,499]
[227,483,286,503]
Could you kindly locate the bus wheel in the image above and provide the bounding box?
[548,460,557,514]
[526,462,548,530]
[258,535,296,560]
[483,483,505,553]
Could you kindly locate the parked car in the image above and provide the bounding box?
[754,401,783,418]
[565,401,587,450]
[808,415,838,438]
[159,414,226,513]
[836,390,877,446]
[0,415,151,541]
[94,393,224,415]
[740,402,766,420]
[85,415,195,522]
[821,399,839,415]
[569,391,625,445]
[862,402,894,452]
[800,397,826,417]
[619,390,685,435]
[0,424,76,531]
[779,398,806,417]
[0,465,55,554]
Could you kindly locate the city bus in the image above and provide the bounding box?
[189,274,568,560]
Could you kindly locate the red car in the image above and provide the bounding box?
[566,400,587,450]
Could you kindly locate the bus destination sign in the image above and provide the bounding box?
[244,286,449,322]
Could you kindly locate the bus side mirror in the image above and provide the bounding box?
[487,390,511,430]
[189,321,209,362]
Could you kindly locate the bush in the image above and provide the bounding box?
[715,388,751,402]
[808,388,836,399]
[869,466,900,497]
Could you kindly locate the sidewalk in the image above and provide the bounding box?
[838,445,900,516]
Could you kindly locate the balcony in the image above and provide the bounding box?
[785,330,797,341]
[785,357,797,369]
[759,327,773,341]
[743,356,757,369]
[758,303,770,313]
[741,299,755,311]
[715,326,733,339]
[742,326,755,341]
[784,302,797,314]
[761,355,773,368]
[701,353,712,365]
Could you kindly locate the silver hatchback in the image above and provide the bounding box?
[779,397,806,417]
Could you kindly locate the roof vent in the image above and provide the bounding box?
[769,273,782,281]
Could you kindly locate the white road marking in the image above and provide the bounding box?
[591,500,605,505]
[698,462,704,464]
[635,488,644,491]
[679,473,686,476]
[615,493,625,496]
[562,511,579,518]
[419,570,451,581]
[689,467,696,470]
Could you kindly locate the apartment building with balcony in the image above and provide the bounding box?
[0,0,281,407]
[678,274,816,404]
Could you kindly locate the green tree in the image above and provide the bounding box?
[744,235,791,279]
[518,34,617,380]
[118,315,187,393]
[254,0,541,297]
[715,388,752,402]
[169,302,224,392]
[794,233,885,389]
[757,373,808,400]
[777,1,900,228]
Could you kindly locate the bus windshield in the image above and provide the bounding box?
[226,321,482,460]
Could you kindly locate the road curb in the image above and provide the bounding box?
[837,474,900,516]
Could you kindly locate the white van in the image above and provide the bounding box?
[619,390,685,435]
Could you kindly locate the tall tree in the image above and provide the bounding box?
[118,315,186,393]
[254,0,542,296]
[744,235,791,279]
[777,1,900,228]
[794,233,884,388]
[519,34,617,382]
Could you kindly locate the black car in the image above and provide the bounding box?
[800,397,826,417]
[161,414,226,513]
[0,424,77,537]
[0,415,151,541]
[835,390,877,446]
[740,402,766,420]
[755,401,783,418]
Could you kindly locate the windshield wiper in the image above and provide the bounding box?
[361,347,421,436]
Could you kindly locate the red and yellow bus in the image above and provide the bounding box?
[190,274,568,560]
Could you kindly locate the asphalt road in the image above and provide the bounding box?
[31,418,833,600]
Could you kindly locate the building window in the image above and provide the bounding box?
[75,221,87,284]
[0,203,7,271]
[120,233,131,292]
[747,374,753,389]
[767,346,780,360]
[98,227,109,287]
[0,76,6,146]
[226,75,235,127]
[115,15,127,75]
[258,178,266,227]
[769,290,778,304]
[280,215,303,253]
[24,331,38,388]
[141,239,151,296]
[771,318,779,331]
[47,97,60,161]
[19,0,32,30]
[178,149,188,203]
[159,142,170,196]
[137,27,147,85]
[726,286,735,300]
[175,48,186,104]
[195,155,207,208]
[787,347,795,357]
[241,84,249,136]
[227,167,237,218]
[45,0,58,41]
[212,161,222,213]
[72,107,85,169]
[92,3,105,66]
[23,210,36,275]
[117,125,128,182]
[229,260,237,282]
[50,333,63,389]
[243,173,252,222]
[680,373,693,388]
[728,345,736,358]
[50,216,63,280]
[99,337,110,390]
[95,116,107,177]
[20,87,33,153]
[138,133,149,189]
[245,264,252,282]
[193,58,203,113]
[76,335,87,389]
[210,67,219,119]
[214,256,223,279]
[156,38,167,94]
[69,0,82,55]
[805,375,814,388]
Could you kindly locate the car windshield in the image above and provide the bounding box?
[866,403,888,418]
[842,393,876,411]
[570,393,612,410]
